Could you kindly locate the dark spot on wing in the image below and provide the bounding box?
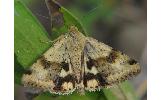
[24,69,32,75]
[96,73,108,86]
[128,59,137,65]
[53,75,63,91]
[83,73,93,87]
[53,75,77,91]
[86,57,96,70]
[40,56,51,69]
[84,73,108,87]
[60,61,69,71]
[106,50,118,63]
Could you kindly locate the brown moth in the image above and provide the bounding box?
[22,26,141,95]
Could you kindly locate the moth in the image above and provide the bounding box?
[22,26,141,95]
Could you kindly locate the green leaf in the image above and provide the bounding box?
[103,81,138,100]
[14,1,51,68]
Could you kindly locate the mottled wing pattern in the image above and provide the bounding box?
[22,25,141,95]
[83,37,141,91]
[22,35,77,95]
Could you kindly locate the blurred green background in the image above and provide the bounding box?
[14,0,147,100]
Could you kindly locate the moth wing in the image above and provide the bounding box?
[83,37,140,91]
[22,35,77,95]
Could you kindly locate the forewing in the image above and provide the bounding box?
[22,35,77,95]
[83,37,140,91]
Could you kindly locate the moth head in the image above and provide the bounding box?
[69,25,78,32]
[67,25,85,39]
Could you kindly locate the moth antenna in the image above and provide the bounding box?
[80,4,102,21]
